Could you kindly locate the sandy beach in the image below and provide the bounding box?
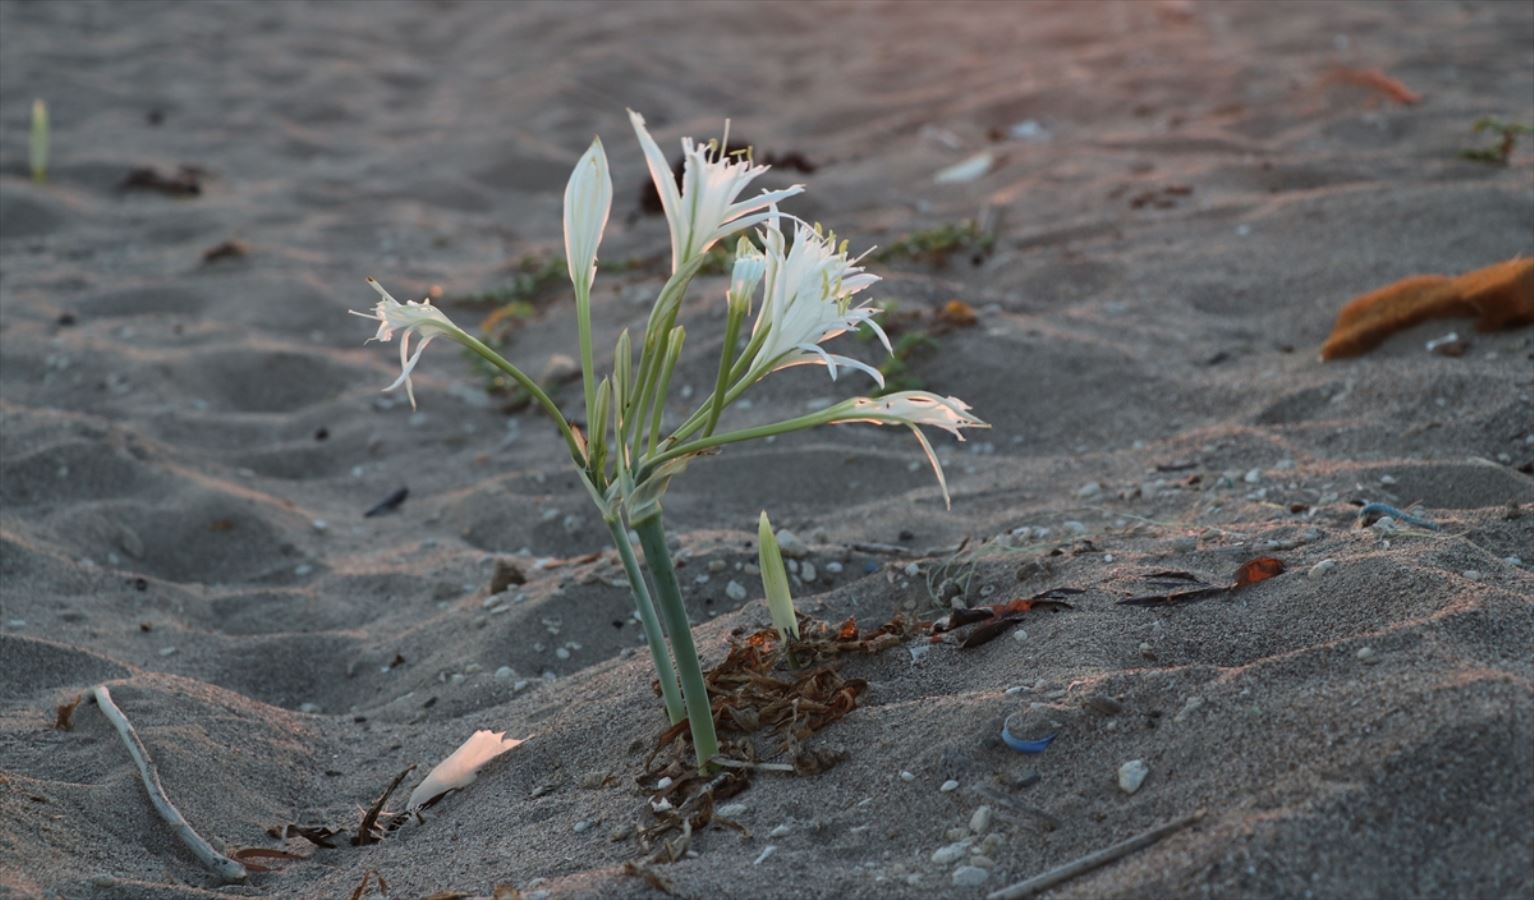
[2,1,1532,897]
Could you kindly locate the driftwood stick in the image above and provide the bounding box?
[90,684,248,883]
[986,809,1205,900]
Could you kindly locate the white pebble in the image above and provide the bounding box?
[1308,559,1337,578]
[495,666,515,681]
[311,519,328,532]
[753,845,777,866]
[931,839,972,865]
[299,702,321,714]
[904,562,921,577]
[717,803,748,818]
[158,646,177,657]
[900,770,916,782]
[800,561,817,581]
[825,561,844,574]
[1077,481,1102,499]
[1118,759,1149,794]
[969,805,993,834]
[952,866,990,887]
[1243,468,1263,484]
[940,779,959,793]
[555,647,571,660]
[725,580,748,601]
[769,824,792,838]
[1356,646,1377,663]
[1462,570,1482,582]
[1012,628,1029,643]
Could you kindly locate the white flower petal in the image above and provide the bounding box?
[407,730,527,811]
[352,278,465,409]
[563,137,612,292]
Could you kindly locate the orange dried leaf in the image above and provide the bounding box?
[937,299,978,327]
[1325,67,1421,105]
[1233,556,1284,588]
[836,617,859,641]
[1320,259,1534,360]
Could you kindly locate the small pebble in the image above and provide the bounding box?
[311,519,328,532]
[1308,559,1337,579]
[931,840,971,865]
[753,845,777,865]
[825,561,844,574]
[1356,646,1377,664]
[1243,468,1262,484]
[940,779,959,793]
[1077,481,1102,499]
[969,805,992,834]
[450,673,466,686]
[776,529,809,558]
[1011,628,1029,643]
[1462,570,1482,582]
[555,647,571,660]
[904,562,921,577]
[573,820,591,833]
[495,666,515,681]
[800,561,817,581]
[299,702,321,713]
[900,770,916,782]
[725,580,748,601]
[707,559,726,573]
[951,866,990,888]
[1118,759,1149,794]
[769,824,792,838]
[158,646,177,657]
[609,824,632,841]
[717,803,748,818]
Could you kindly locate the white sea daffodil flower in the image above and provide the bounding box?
[350,278,466,409]
[748,217,890,385]
[629,109,804,273]
[825,391,989,507]
[564,137,613,294]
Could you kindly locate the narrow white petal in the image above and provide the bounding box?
[407,730,527,810]
[908,425,952,510]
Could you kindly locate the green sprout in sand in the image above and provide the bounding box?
[353,110,988,772]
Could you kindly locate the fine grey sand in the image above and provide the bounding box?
[2,1,1532,897]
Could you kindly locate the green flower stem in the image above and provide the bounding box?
[646,326,684,456]
[703,298,746,438]
[626,328,668,463]
[633,514,719,773]
[456,331,586,466]
[664,327,771,446]
[644,406,836,474]
[574,280,597,433]
[607,519,685,723]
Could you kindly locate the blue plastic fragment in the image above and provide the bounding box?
[863,560,879,574]
[1001,716,1057,754]
[1358,502,1440,531]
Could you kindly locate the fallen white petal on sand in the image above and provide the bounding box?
[407,730,527,810]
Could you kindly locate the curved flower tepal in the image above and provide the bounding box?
[350,278,467,409]
[629,109,803,273]
[564,137,613,295]
[825,391,989,508]
[748,218,890,385]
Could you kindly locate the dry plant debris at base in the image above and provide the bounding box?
[635,614,924,860]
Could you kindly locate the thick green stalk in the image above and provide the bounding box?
[606,519,685,723]
[633,515,718,772]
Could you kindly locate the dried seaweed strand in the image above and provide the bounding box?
[89,684,248,883]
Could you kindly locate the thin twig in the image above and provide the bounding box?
[986,809,1205,899]
[89,684,248,883]
[708,756,795,772]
